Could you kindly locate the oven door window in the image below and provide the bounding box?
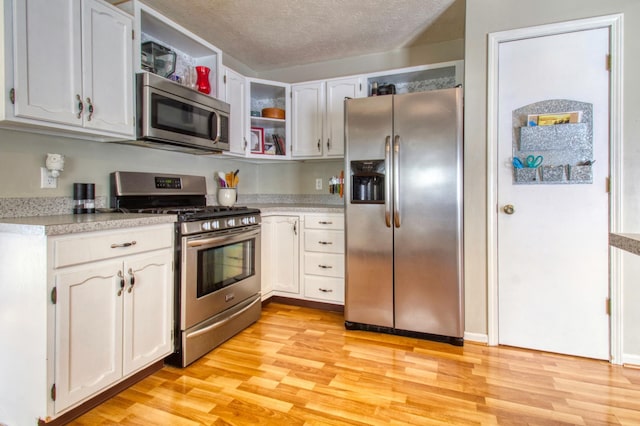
[197,238,255,298]
[151,93,216,140]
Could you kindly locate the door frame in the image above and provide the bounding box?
[486,14,624,363]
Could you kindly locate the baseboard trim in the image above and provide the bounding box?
[39,360,164,425]
[464,331,489,344]
[263,295,344,313]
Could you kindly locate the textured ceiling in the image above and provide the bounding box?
[130,0,464,72]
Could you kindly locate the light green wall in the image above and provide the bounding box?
[464,0,640,357]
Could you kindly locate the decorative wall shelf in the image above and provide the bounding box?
[512,99,593,185]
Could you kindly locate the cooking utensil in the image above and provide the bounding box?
[512,157,524,169]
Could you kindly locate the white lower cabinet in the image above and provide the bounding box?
[261,212,344,305]
[261,215,300,297]
[54,248,173,412]
[301,214,345,304]
[0,222,174,424]
[51,224,173,414]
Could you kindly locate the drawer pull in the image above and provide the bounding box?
[318,241,332,245]
[111,241,137,248]
[318,221,333,225]
[318,264,333,269]
[318,288,333,293]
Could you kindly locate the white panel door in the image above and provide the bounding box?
[224,67,248,155]
[54,260,123,413]
[14,0,82,125]
[122,250,173,375]
[292,82,324,157]
[326,77,362,157]
[497,28,610,359]
[81,0,134,136]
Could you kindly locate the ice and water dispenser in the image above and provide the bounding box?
[350,160,385,203]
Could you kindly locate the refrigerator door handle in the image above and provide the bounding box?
[393,135,401,228]
[384,135,392,227]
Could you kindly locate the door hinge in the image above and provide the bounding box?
[9,88,15,104]
[606,177,610,193]
[51,383,56,401]
[50,286,57,304]
[606,297,611,315]
[606,54,611,71]
[132,29,135,40]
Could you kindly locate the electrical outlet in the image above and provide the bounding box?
[40,167,57,189]
[315,178,322,190]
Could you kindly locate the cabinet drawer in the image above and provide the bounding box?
[304,252,344,277]
[304,230,344,253]
[304,214,344,230]
[52,225,174,268]
[304,275,344,303]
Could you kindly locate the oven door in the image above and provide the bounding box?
[181,225,261,330]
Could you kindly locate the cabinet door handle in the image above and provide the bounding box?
[293,221,297,236]
[318,241,332,245]
[76,94,84,119]
[117,270,125,296]
[111,241,137,248]
[243,137,248,150]
[85,97,94,121]
[317,139,321,151]
[318,288,333,293]
[318,264,333,269]
[318,221,333,225]
[127,268,135,293]
[327,138,330,151]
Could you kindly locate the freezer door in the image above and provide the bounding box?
[393,88,464,338]
[344,95,394,328]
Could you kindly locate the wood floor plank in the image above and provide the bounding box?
[70,302,640,425]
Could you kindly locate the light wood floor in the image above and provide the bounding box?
[71,302,640,425]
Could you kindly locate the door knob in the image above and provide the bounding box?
[503,204,515,215]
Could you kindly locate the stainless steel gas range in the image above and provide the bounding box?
[111,171,261,367]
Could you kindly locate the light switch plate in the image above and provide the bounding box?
[41,167,57,189]
[315,178,322,190]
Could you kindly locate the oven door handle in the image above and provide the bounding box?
[187,296,261,339]
[187,228,260,248]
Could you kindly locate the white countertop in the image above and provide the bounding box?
[250,203,344,214]
[0,213,177,236]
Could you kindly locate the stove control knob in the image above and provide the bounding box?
[241,217,250,225]
[227,218,235,227]
[212,220,220,229]
[202,222,211,231]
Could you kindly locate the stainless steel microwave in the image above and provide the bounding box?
[135,72,230,154]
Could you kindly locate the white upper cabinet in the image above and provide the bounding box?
[10,0,134,138]
[291,76,364,159]
[223,67,249,155]
[291,81,325,157]
[325,76,364,157]
[128,1,223,100]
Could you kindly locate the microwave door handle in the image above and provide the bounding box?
[211,110,221,144]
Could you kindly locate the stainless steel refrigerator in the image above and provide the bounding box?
[344,87,464,345]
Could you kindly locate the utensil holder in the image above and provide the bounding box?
[217,188,237,207]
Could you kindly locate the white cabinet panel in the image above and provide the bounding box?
[304,252,344,278]
[326,77,362,157]
[291,82,324,157]
[304,275,344,303]
[304,229,344,254]
[54,259,123,413]
[224,67,248,155]
[10,0,134,138]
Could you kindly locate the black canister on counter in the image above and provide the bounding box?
[73,183,87,214]
[85,183,95,214]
